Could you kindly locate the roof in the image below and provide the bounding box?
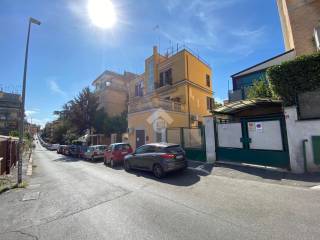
[92,70,137,85]
[231,49,295,78]
[213,99,283,115]
[146,142,180,147]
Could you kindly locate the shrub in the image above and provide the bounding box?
[267,52,320,106]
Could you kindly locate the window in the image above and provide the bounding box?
[135,81,144,97]
[135,145,150,154]
[207,97,214,110]
[159,72,164,87]
[159,68,173,87]
[206,74,211,87]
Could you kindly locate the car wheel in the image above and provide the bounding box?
[91,157,94,162]
[110,159,114,168]
[153,164,165,178]
[124,160,131,172]
[103,157,107,165]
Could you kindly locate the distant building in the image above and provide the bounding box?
[128,46,213,149]
[229,50,296,102]
[277,0,320,56]
[92,70,137,117]
[0,91,21,136]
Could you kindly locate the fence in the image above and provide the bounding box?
[0,136,19,175]
[166,127,206,162]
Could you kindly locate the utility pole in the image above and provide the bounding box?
[18,17,41,184]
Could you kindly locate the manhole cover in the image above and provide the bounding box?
[22,192,40,201]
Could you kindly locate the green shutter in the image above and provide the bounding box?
[312,136,320,165]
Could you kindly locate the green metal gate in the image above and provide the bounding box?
[166,127,206,162]
[215,115,290,169]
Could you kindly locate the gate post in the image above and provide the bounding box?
[204,116,216,163]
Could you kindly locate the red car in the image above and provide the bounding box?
[104,143,133,168]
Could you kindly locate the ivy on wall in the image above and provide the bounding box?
[267,52,320,106]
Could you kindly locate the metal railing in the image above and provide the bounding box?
[129,97,186,113]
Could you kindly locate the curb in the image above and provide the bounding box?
[26,152,33,176]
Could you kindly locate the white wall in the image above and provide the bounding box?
[204,116,216,163]
[285,106,320,173]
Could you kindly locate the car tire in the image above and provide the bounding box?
[153,164,165,179]
[103,157,107,165]
[91,157,94,162]
[110,159,114,168]
[124,160,131,172]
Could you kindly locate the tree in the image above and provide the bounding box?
[247,77,274,99]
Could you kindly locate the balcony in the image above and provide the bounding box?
[128,97,186,114]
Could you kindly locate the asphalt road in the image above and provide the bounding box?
[1,141,320,240]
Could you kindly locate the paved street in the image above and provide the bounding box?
[1,141,320,240]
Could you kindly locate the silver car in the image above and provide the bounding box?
[83,145,107,161]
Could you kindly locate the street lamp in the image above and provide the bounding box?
[18,17,41,184]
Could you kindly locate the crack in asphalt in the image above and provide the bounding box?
[6,230,39,240]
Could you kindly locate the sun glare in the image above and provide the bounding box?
[87,0,117,29]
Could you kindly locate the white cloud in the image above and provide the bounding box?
[48,78,67,97]
[159,0,264,58]
[25,110,38,117]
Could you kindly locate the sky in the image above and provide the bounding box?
[0,0,285,127]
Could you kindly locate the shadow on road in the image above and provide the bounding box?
[126,167,210,187]
[214,162,320,185]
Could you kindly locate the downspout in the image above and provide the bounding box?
[302,139,308,173]
[186,55,191,128]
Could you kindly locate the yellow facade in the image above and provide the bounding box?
[128,46,213,149]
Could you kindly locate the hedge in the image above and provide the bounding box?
[267,52,320,106]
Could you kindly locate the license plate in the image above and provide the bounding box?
[176,155,183,159]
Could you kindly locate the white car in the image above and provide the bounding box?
[83,145,107,161]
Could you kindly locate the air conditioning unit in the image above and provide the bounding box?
[314,26,320,51]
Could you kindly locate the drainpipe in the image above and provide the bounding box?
[302,139,308,173]
[186,55,191,128]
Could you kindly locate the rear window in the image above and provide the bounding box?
[164,145,184,154]
[98,146,106,150]
[114,144,131,150]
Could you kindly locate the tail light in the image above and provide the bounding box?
[161,154,175,159]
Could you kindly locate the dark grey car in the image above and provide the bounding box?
[123,143,187,178]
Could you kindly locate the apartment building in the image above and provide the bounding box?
[0,91,20,136]
[277,0,320,56]
[92,70,137,117]
[128,46,213,149]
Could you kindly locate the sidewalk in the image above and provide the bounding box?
[0,150,31,193]
[187,160,320,188]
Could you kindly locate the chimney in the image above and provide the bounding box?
[153,45,158,55]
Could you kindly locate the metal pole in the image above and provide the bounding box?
[18,17,40,184]
[18,20,31,184]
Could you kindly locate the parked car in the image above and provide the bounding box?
[104,143,133,168]
[62,145,71,155]
[83,145,107,161]
[48,144,59,151]
[79,146,88,158]
[69,145,81,157]
[57,145,66,154]
[124,143,187,178]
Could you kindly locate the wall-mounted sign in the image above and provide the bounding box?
[248,122,255,131]
[255,122,263,132]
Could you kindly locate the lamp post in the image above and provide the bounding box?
[18,17,41,184]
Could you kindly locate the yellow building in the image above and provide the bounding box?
[128,46,214,149]
[277,0,320,56]
[92,70,137,117]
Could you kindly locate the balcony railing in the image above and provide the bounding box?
[129,97,186,114]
